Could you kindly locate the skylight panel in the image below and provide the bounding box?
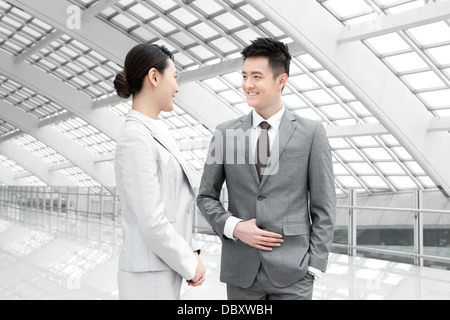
[282,94,308,109]
[234,28,261,45]
[290,74,320,91]
[303,89,335,105]
[191,0,224,16]
[202,78,229,92]
[401,71,445,91]
[131,27,157,42]
[189,45,215,61]
[337,176,362,188]
[361,176,389,189]
[171,31,196,47]
[408,21,450,46]
[111,13,137,30]
[297,54,323,70]
[363,147,392,161]
[189,22,219,40]
[349,162,377,174]
[320,104,352,119]
[389,176,417,189]
[336,149,364,162]
[323,0,373,20]
[149,0,177,12]
[213,12,245,31]
[365,33,411,56]
[294,108,323,121]
[418,89,450,109]
[219,90,244,104]
[129,3,156,20]
[170,8,198,26]
[376,162,404,175]
[209,37,239,55]
[151,17,177,34]
[385,0,426,14]
[383,52,428,74]
[259,21,285,38]
[426,45,450,66]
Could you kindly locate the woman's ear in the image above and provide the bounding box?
[147,68,158,87]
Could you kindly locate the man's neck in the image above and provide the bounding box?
[254,103,283,120]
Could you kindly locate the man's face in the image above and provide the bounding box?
[242,56,287,113]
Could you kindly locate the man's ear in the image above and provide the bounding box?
[147,68,158,87]
[278,73,288,90]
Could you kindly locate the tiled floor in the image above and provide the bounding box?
[0,215,449,300]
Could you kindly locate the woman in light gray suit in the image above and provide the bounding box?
[113,44,206,300]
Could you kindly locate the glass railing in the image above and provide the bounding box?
[1,186,449,270]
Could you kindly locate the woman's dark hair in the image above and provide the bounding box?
[114,44,174,99]
[241,38,292,78]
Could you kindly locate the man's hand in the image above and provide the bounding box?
[233,219,283,251]
[187,252,206,287]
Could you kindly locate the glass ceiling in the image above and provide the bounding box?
[0,0,446,195]
[319,0,450,118]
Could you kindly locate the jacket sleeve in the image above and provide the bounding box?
[307,123,336,272]
[196,128,233,239]
[116,126,197,280]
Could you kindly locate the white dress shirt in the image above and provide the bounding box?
[223,105,322,280]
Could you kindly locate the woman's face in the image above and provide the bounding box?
[157,58,179,113]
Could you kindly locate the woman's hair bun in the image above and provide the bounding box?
[114,71,132,99]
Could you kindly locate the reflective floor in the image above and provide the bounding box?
[0,213,449,300]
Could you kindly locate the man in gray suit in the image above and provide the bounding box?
[197,38,336,300]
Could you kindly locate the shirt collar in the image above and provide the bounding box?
[252,105,286,130]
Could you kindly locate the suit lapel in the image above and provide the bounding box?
[259,110,297,188]
[127,114,195,194]
[238,112,261,186]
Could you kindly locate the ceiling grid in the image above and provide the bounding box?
[0,0,448,197]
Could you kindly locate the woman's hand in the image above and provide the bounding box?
[187,252,206,287]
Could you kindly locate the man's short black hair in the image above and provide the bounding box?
[241,38,292,79]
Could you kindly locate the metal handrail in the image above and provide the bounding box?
[332,244,450,264]
[337,205,450,215]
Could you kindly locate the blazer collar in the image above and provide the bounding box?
[240,109,297,187]
[126,110,195,193]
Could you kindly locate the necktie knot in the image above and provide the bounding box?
[260,121,271,130]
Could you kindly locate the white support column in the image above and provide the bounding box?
[0,101,116,187]
[414,190,424,267]
[250,0,450,197]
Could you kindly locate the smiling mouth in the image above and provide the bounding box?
[247,92,259,97]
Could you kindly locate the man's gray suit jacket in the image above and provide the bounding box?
[197,109,336,288]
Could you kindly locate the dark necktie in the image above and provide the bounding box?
[256,121,271,182]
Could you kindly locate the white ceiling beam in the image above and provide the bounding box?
[10,0,135,67]
[0,163,17,185]
[175,81,242,132]
[0,141,76,186]
[0,101,116,187]
[0,50,123,140]
[429,116,450,132]
[326,123,388,138]
[250,0,450,197]
[339,0,450,43]
[178,42,305,84]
